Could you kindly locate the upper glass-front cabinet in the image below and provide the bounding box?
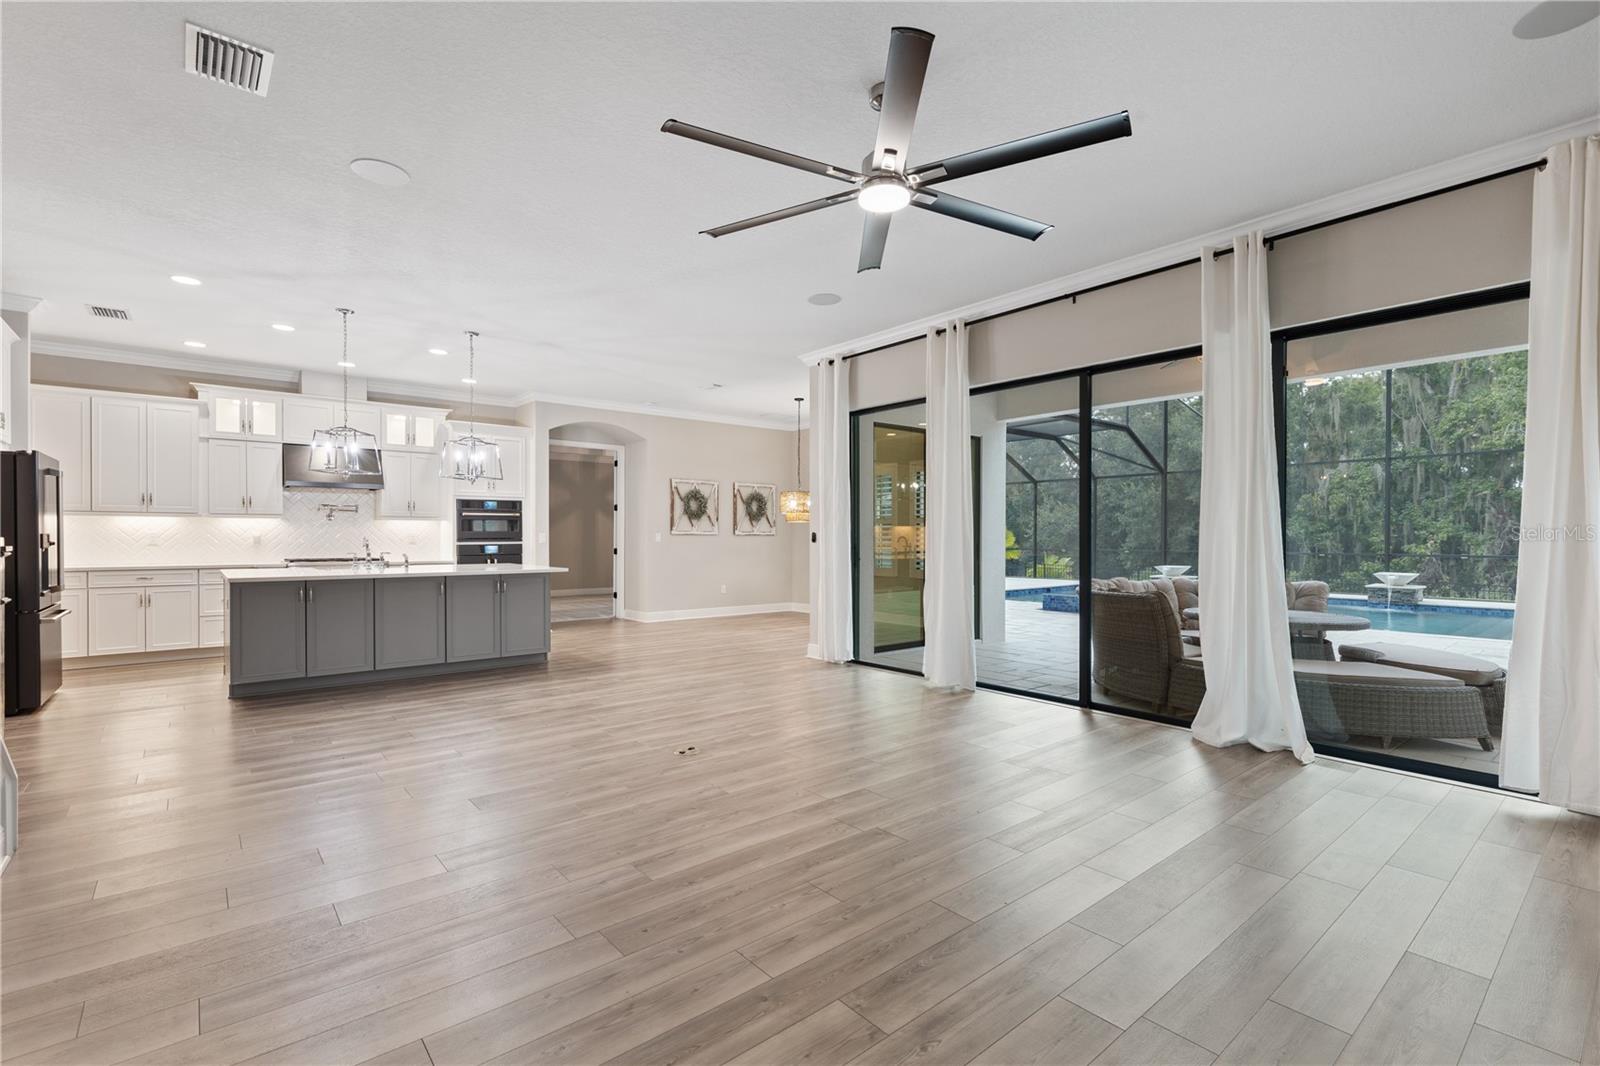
[381,410,440,451]
[209,393,281,441]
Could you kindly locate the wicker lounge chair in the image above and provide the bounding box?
[1089,586,1495,749]
[1336,642,1505,735]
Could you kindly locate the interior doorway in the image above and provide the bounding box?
[548,442,619,622]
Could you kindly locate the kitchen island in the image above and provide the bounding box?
[220,564,567,697]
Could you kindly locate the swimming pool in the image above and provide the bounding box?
[1328,600,1515,640]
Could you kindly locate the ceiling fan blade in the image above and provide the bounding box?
[871,27,934,173]
[913,190,1051,241]
[908,111,1132,185]
[701,190,859,238]
[858,213,892,272]
[661,120,862,183]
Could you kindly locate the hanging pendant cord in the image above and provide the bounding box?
[794,397,804,486]
[336,307,354,427]
[465,330,479,437]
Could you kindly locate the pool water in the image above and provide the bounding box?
[1329,601,1514,640]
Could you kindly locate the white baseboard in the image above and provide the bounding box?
[64,647,223,671]
[619,602,808,623]
[552,587,613,598]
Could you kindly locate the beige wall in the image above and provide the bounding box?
[524,400,808,619]
[547,453,614,592]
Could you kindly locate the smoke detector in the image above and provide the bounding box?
[185,23,274,96]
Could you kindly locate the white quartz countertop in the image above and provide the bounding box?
[70,561,454,573]
[219,564,567,583]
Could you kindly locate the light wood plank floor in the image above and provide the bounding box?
[1,614,1596,1065]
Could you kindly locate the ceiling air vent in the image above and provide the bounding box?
[87,306,130,320]
[184,23,274,97]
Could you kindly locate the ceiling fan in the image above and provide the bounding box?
[661,26,1132,272]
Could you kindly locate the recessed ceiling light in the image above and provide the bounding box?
[337,360,356,368]
[171,275,202,286]
[428,348,448,356]
[808,292,843,306]
[1513,0,1599,38]
[349,158,411,187]
[460,376,477,385]
[183,340,207,348]
[271,323,295,332]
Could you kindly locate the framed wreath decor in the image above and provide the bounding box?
[669,478,719,534]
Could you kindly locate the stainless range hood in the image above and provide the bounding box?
[282,444,385,490]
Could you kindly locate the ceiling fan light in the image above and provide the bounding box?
[859,177,911,214]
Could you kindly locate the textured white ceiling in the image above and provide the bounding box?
[3,2,1596,423]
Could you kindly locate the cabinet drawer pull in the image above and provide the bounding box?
[307,586,314,602]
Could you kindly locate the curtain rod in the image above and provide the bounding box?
[835,157,1546,363]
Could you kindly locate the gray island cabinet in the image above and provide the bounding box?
[221,564,565,697]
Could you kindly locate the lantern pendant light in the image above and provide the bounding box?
[309,308,383,479]
[441,330,504,484]
[779,396,810,523]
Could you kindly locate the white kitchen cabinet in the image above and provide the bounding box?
[145,587,199,651]
[283,398,381,444]
[146,402,201,513]
[90,397,199,513]
[199,572,225,648]
[59,588,88,658]
[206,391,281,441]
[379,451,443,518]
[90,396,146,512]
[446,428,529,499]
[30,389,91,511]
[207,440,282,515]
[87,571,199,655]
[88,588,145,656]
[380,408,445,452]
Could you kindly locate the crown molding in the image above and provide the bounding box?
[797,116,1599,365]
[30,337,522,405]
[2,292,45,314]
[32,337,302,383]
[33,335,802,429]
[523,390,806,432]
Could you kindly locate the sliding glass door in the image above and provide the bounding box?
[1087,354,1204,719]
[854,404,928,671]
[971,376,1082,700]
[1280,293,1528,781]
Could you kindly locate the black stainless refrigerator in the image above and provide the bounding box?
[2,451,67,715]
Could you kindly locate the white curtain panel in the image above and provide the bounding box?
[1194,233,1314,763]
[923,322,977,690]
[1501,136,1600,815]
[808,358,854,663]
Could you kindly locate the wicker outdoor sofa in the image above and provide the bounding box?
[1089,585,1499,750]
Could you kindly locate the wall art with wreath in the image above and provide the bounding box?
[732,482,777,535]
[668,478,719,535]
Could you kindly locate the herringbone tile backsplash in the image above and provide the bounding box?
[65,490,453,568]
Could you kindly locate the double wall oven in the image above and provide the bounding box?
[456,498,523,564]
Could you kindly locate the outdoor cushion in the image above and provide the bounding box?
[1338,642,1505,687]
[1292,659,1466,689]
[1092,576,1182,631]
[1172,577,1200,628]
[1286,580,1331,612]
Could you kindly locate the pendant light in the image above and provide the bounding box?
[441,330,503,484]
[309,308,382,478]
[779,396,810,523]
